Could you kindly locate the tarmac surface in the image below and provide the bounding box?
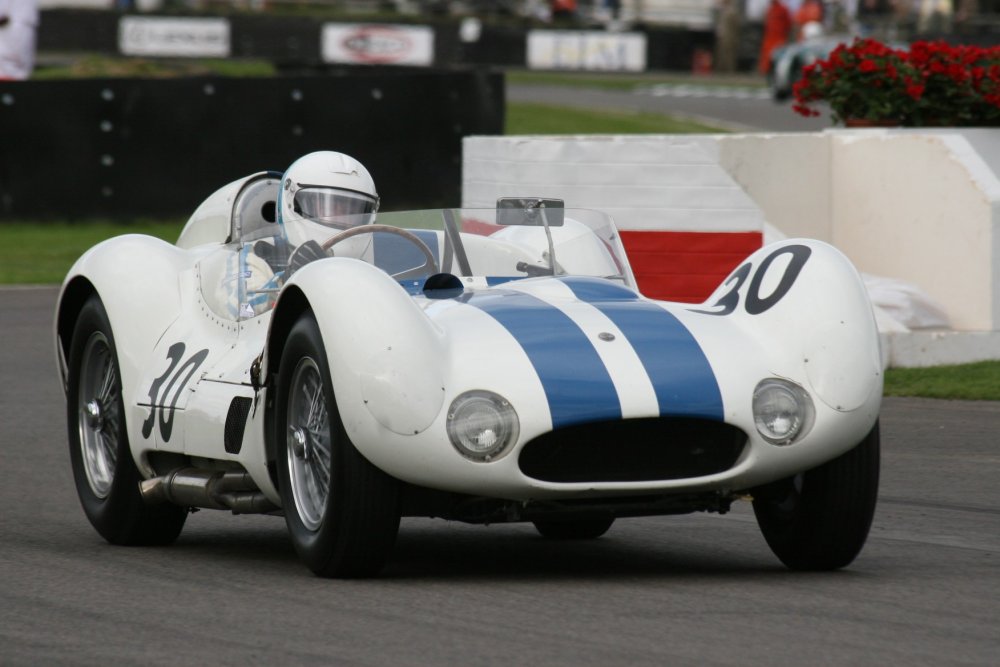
[2,286,998,664]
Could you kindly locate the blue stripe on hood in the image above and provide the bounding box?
[465,290,621,429]
[559,277,724,421]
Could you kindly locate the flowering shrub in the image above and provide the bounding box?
[793,39,1000,127]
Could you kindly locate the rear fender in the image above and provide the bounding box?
[55,235,198,406]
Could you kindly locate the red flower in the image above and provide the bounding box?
[792,103,821,117]
[791,37,1000,126]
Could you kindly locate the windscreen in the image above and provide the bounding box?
[277,207,634,287]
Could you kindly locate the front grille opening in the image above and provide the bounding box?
[518,417,747,483]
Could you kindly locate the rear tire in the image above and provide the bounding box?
[752,422,880,571]
[533,516,614,540]
[67,296,187,545]
[275,313,400,577]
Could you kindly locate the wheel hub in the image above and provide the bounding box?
[85,399,103,430]
[290,426,308,460]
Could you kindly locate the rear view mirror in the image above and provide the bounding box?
[496,197,565,227]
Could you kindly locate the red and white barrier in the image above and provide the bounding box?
[462,135,763,303]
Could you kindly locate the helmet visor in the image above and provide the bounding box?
[293,187,378,228]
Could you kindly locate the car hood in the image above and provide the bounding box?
[421,275,724,431]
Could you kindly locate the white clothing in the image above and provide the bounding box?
[0,0,39,80]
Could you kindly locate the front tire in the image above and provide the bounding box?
[275,313,400,577]
[752,422,880,571]
[67,296,187,545]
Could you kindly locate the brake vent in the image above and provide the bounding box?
[224,397,254,454]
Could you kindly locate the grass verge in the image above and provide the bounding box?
[883,361,1000,401]
[0,221,184,284]
[507,70,766,91]
[507,101,724,134]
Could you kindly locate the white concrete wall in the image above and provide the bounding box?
[463,129,1000,339]
[463,135,764,233]
[718,130,1000,332]
[716,134,833,244]
[830,132,1000,331]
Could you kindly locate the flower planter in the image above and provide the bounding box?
[793,39,1000,127]
[844,118,901,128]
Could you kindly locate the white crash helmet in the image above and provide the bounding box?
[278,151,379,233]
[801,21,824,41]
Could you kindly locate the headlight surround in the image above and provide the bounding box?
[446,391,519,461]
[752,378,815,445]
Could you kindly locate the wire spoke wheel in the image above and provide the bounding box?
[77,331,120,499]
[67,295,186,546]
[275,313,400,577]
[286,357,332,532]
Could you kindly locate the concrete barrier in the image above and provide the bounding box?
[463,135,764,303]
[463,130,1000,367]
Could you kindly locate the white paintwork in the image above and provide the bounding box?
[285,259,447,437]
[178,173,266,249]
[57,195,880,509]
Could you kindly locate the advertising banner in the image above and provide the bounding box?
[527,31,646,71]
[321,24,434,66]
[118,16,230,58]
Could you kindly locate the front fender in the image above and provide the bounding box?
[678,239,883,470]
[276,258,447,439]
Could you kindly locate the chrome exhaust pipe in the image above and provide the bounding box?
[140,467,278,514]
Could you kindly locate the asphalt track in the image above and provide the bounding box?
[1,286,998,665]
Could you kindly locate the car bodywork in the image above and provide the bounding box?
[56,172,883,575]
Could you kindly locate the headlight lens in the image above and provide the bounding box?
[752,378,815,445]
[446,391,519,461]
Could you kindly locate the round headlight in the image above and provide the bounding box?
[752,378,815,445]
[446,391,519,461]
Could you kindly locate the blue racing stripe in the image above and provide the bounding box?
[560,277,724,421]
[485,276,523,287]
[465,291,621,429]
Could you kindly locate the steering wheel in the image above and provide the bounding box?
[321,224,439,280]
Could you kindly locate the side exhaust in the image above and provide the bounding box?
[140,468,278,514]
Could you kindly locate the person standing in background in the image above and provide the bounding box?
[758,0,792,74]
[0,0,38,81]
[794,0,825,38]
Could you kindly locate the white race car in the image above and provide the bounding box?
[56,168,883,577]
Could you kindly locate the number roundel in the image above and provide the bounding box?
[694,244,812,317]
[744,245,811,315]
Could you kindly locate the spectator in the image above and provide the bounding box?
[714,0,742,73]
[551,0,578,21]
[758,0,792,74]
[0,0,38,81]
[794,0,825,38]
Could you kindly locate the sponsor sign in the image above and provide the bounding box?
[119,17,230,58]
[321,24,434,67]
[527,31,647,72]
